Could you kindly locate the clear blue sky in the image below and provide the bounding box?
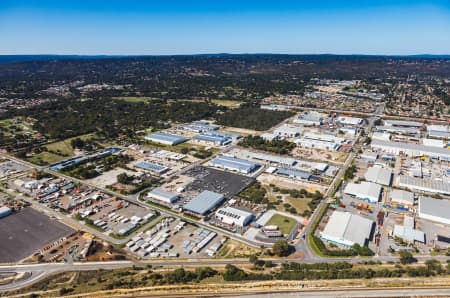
[0,0,449,55]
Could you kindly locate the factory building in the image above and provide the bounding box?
[275,168,311,180]
[293,111,324,126]
[183,191,225,215]
[397,175,450,195]
[247,152,297,167]
[134,161,169,174]
[393,225,425,243]
[210,156,260,174]
[427,125,450,139]
[422,138,445,148]
[364,166,392,186]
[418,196,450,225]
[344,181,382,203]
[337,116,363,126]
[274,125,303,138]
[372,132,391,142]
[147,188,180,204]
[383,120,423,128]
[320,211,374,247]
[360,151,378,162]
[193,134,231,146]
[205,130,241,141]
[371,140,450,160]
[0,206,12,219]
[375,126,420,136]
[145,132,189,146]
[296,133,344,151]
[389,189,415,207]
[215,206,254,227]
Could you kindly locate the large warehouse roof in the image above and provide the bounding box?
[210,156,260,174]
[135,161,169,174]
[344,181,382,203]
[275,168,311,180]
[364,166,392,186]
[147,188,179,204]
[398,175,450,195]
[145,132,189,145]
[383,120,423,127]
[248,152,297,166]
[371,140,450,160]
[183,190,225,215]
[418,196,450,225]
[320,211,373,247]
[194,133,231,145]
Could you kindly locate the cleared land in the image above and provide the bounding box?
[265,214,297,235]
[0,208,75,262]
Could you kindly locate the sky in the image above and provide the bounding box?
[0,0,450,55]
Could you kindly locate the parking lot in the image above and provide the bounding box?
[184,166,254,198]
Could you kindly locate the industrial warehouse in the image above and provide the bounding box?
[344,181,382,203]
[145,132,189,146]
[210,155,260,174]
[183,190,225,216]
[215,206,254,227]
[371,140,450,160]
[418,196,450,225]
[320,211,374,247]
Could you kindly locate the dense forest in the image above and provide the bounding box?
[1,54,450,100]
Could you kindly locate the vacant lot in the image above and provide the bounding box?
[0,208,75,262]
[266,214,297,235]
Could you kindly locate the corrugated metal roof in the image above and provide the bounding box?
[419,196,450,222]
[364,166,392,186]
[210,156,259,173]
[183,190,224,215]
[145,132,188,144]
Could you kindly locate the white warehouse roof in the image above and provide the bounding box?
[344,181,382,203]
[397,175,450,195]
[371,140,450,160]
[393,225,425,243]
[389,189,414,206]
[215,206,254,227]
[418,196,450,225]
[320,211,373,247]
[147,188,179,204]
[364,166,392,186]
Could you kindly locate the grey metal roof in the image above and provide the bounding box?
[398,175,450,195]
[372,140,450,159]
[364,167,392,186]
[148,188,178,200]
[183,190,225,215]
[383,120,423,127]
[145,132,188,144]
[276,168,311,180]
[375,126,420,135]
[393,225,425,243]
[135,161,168,173]
[194,133,230,144]
[389,189,414,205]
[419,196,450,222]
[210,156,259,173]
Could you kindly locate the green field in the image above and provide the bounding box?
[266,214,297,235]
[26,152,65,165]
[113,96,155,103]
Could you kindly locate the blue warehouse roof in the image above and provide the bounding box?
[183,190,225,215]
[211,156,260,173]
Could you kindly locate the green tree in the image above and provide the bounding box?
[272,240,290,257]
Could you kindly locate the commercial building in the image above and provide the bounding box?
[135,161,169,174]
[389,189,415,206]
[183,191,225,215]
[210,156,260,174]
[364,166,392,186]
[205,130,241,141]
[371,140,450,161]
[145,132,189,146]
[147,188,180,204]
[193,134,231,146]
[393,225,425,243]
[418,196,450,225]
[344,181,382,203]
[295,133,344,151]
[397,175,450,195]
[274,125,303,138]
[383,120,423,128]
[215,206,254,227]
[337,116,363,126]
[293,111,323,126]
[320,211,373,247]
[0,206,12,219]
[360,151,378,162]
